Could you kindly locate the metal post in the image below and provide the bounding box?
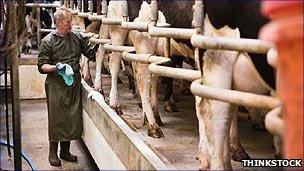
[4,47,12,158]
[150,0,158,26]
[35,0,41,45]
[5,0,22,170]
[122,0,128,21]
[101,0,107,16]
[192,0,204,71]
[96,0,101,15]
[78,0,82,12]
[70,0,74,10]
[88,0,93,14]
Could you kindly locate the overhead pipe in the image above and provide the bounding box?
[190,79,281,110]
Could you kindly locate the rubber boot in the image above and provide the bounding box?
[60,141,78,162]
[49,142,61,166]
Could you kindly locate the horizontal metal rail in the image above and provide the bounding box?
[78,12,91,18]
[80,32,98,38]
[89,37,111,44]
[265,107,284,136]
[88,14,104,21]
[121,21,149,31]
[104,44,135,53]
[149,27,195,39]
[190,79,281,109]
[191,35,273,54]
[25,3,60,8]
[149,61,201,81]
[122,52,168,64]
[39,28,55,33]
[102,18,123,25]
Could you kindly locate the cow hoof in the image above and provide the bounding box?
[113,107,123,115]
[231,147,251,161]
[148,124,164,138]
[155,115,163,126]
[164,101,178,112]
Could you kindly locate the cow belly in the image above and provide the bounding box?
[233,53,271,95]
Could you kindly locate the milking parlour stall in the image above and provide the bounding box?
[0,0,303,170]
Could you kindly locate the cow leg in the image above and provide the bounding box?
[230,106,251,162]
[94,45,106,95]
[163,77,177,112]
[151,74,163,126]
[136,63,163,138]
[82,57,93,86]
[109,52,123,115]
[195,96,210,170]
[273,135,282,159]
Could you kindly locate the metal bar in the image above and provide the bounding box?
[39,28,55,33]
[122,52,169,64]
[121,21,149,31]
[88,0,93,14]
[89,37,111,44]
[149,61,201,81]
[191,34,273,54]
[192,0,204,34]
[190,79,281,109]
[78,12,90,18]
[72,28,86,32]
[149,26,195,39]
[80,32,98,38]
[36,0,41,45]
[88,14,104,21]
[4,52,11,158]
[265,107,284,136]
[104,44,135,53]
[101,0,107,15]
[150,0,158,26]
[5,0,22,169]
[25,3,61,8]
[102,18,123,25]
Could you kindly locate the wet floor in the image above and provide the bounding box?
[0,99,98,170]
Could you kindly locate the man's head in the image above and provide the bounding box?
[54,8,72,37]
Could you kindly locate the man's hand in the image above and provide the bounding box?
[55,62,74,86]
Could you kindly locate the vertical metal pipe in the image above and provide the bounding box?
[122,0,128,21]
[78,0,82,12]
[96,0,101,15]
[5,0,22,170]
[164,38,170,58]
[35,0,41,45]
[88,0,93,14]
[70,0,74,10]
[150,0,158,26]
[4,45,11,158]
[101,0,107,16]
[192,0,204,71]
[60,0,64,6]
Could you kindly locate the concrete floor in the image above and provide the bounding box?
[0,99,98,170]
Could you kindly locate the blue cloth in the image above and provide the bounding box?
[56,62,74,86]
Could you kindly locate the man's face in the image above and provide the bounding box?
[56,13,72,36]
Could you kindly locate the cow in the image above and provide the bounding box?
[194,1,278,169]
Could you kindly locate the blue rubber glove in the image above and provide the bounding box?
[55,62,74,86]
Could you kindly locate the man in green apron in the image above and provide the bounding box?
[37,7,97,166]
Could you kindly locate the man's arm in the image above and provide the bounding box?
[40,64,57,73]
